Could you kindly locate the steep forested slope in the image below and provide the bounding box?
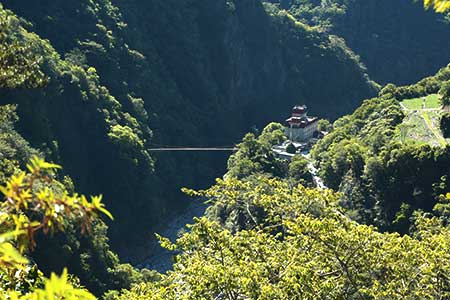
[0,7,156,295]
[270,0,450,85]
[3,1,450,299]
[109,65,450,299]
[0,0,376,257]
[312,64,450,232]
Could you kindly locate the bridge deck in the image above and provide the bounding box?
[148,148,237,151]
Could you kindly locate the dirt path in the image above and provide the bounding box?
[400,103,408,111]
[400,102,447,146]
[400,102,441,112]
[421,111,446,146]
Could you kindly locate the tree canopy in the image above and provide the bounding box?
[1,0,450,299]
[425,0,450,12]
[111,177,450,300]
[0,157,112,299]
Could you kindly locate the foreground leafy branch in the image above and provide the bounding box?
[0,157,113,299]
[424,0,450,12]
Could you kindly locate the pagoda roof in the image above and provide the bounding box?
[286,116,318,128]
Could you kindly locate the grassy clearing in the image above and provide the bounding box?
[401,94,441,110]
[398,94,448,146]
[397,108,447,147]
[422,111,446,146]
[398,111,436,145]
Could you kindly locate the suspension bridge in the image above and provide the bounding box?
[148,147,238,152]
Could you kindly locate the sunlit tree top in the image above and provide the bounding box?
[424,0,450,12]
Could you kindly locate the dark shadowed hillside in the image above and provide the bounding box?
[0,0,376,256]
[3,0,450,298]
[271,0,450,85]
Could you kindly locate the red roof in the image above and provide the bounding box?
[286,116,318,128]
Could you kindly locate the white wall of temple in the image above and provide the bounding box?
[285,123,317,142]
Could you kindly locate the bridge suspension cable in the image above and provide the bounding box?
[148,147,238,152]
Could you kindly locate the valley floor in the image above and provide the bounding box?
[141,199,208,272]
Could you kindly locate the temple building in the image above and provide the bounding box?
[285,105,318,142]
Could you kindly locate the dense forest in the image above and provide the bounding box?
[269,0,450,85]
[3,0,450,299]
[0,0,377,254]
[311,64,450,232]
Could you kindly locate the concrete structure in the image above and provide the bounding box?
[285,105,318,142]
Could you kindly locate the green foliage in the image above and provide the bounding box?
[378,72,449,101]
[441,112,450,137]
[0,5,46,88]
[276,0,450,85]
[227,123,289,179]
[0,156,111,249]
[439,80,450,106]
[424,0,450,12]
[285,142,296,154]
[0,105,140,296]
[432,192,450,221]
[0,0,377,258]
[6,269,95,300]
[391,203,414,234]
[1,2,450,298]
[288,155,314,186]
[317,139,367,190]
[0,0,447,266]
[0,157,113,299]
[0,105,38,184]
[259,122,286,145]
[32,218,149,296]
[0,2,158,253]
[108,125,151,168]
[207,120,321,230]
[112,177,450,299]
[312,70,450,230]
[401,94,441,110]
[0,6,149,294]
[317,119,332,132]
